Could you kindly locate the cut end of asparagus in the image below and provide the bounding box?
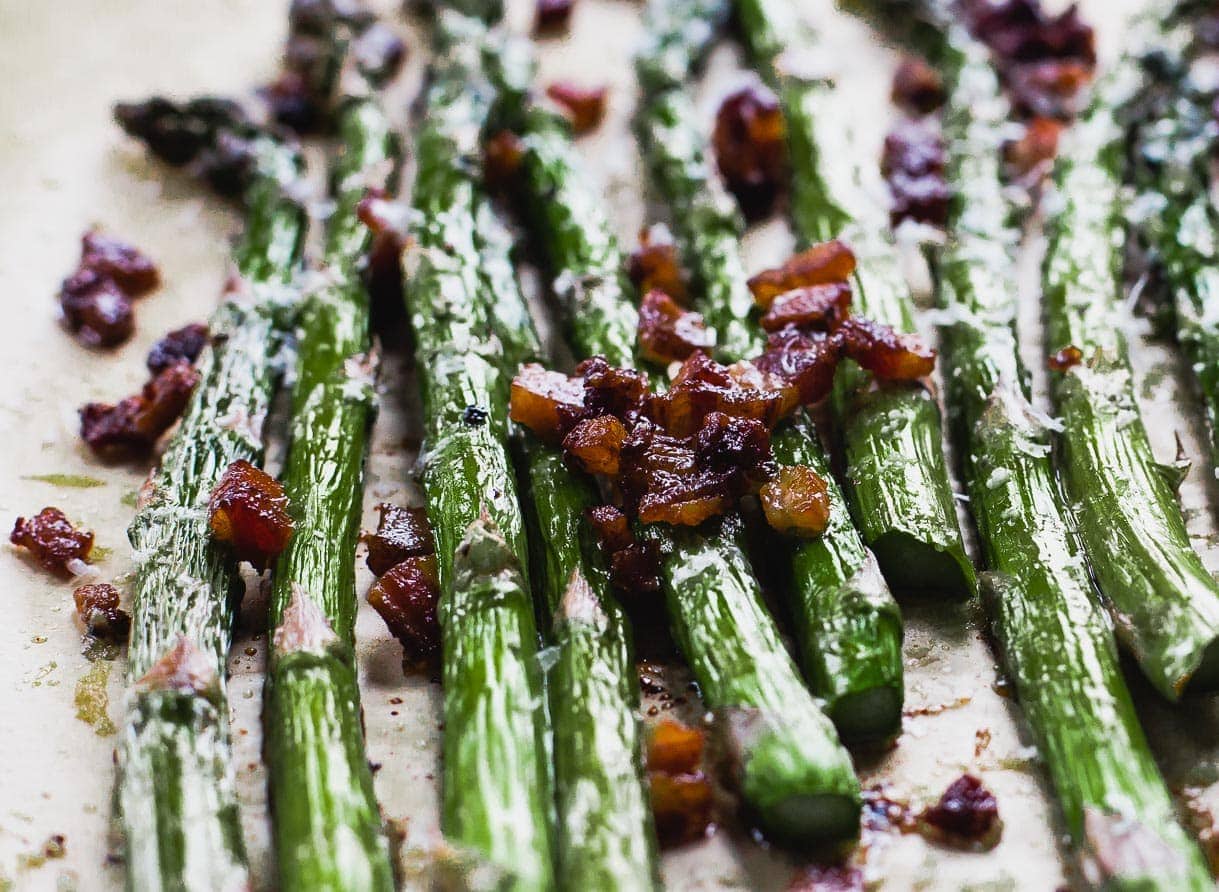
[829,686,903,747]
[869,530,975,600]
[133,636,220,701]
[1080,808,1203,889]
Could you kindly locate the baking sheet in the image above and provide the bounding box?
[1,0,1215,889]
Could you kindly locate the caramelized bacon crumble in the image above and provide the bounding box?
[80,361,200,458]
[838,317,937,381]
[147,323,209,373]
[646,718,714,848]
[73,583,131,641]
[786,864,865,891]
[207,460,294,569]
[1047,344,1083,371]
[564,415,627,475]
[637,289,715,364]
[1004,116,1063,182]
[58,230,160,348]
[483,129,526,188]
[535,0,574,33]
[546,82,608,134]
[11,508,94,577]
[628,224,686,302]
[920,774,1002,848]
[367,555,441,669]
[587,504,662,594]
[759,282,852,332]
[746,239,856,308]
[713,83,787,219]
[760,466,831,538]
[363,503,435,576]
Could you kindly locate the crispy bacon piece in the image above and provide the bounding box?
[363,503,434,576]
[637,289,715,364]
[10,507,94,576]
[367,555,441,669]
[609,542,662,594]
[80,361,200,457]
[647,717,705,773]
[693,412,771,478]
[760,466,831,537]
[838,317,936,381]
[646,718,713,848]
[1004,116,1062,180]
[786,865,865,891]
[619,421,731,526]
[60,269,135,348]
[649,353,794,437]
[587,504,634,553]
[881,119,945,179]
[207,460,294,569]
[888,171,953,227]
[713,83,787,219]
[754,329,841,404]
[747,240,856,309]
[563,415,627,475]
[73,583,131,641]
[628,224,686,302]
[579,356,649,420]
[483,129,526,188]
[920,774,1001,848]
[1048,344,1082,371]
[759,282,852,332]
[535,0,574,33]
[509,363,588,442]
[1005,59,1093,119]
[80,230,160,296]
[147,323,209,373]
[546,82,608,134]
[891,56,945,116]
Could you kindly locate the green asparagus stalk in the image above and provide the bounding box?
[736,0,974,599]
[634,0,903,744]
[1125,10,1219,475]
[1042,22,1219,700]
[473,115,662,890]
[930,22,1210,887]
[113,106,307,889]
[403,14,556,887]
[486,34,861,844]
[262,94,397,892]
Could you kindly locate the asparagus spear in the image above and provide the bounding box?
[403,15,556,887]
[262,92,397,891]
[930,22,1210,886]
[112,102,306,889]
[736,0,974,598]
[1125,11,1219,474]
[1042,22,1219,700]
[473,101,662,890]
[486,34,861,844]
[634,0,903,744]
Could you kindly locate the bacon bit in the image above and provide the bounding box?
[754,329,840,404]
[356,187,410,310]
[624,428,732,527]
[610,542,662,594]
[891,56,945,116]
[747,240,856,309]
[207,460,294,570]
[920,774,1002,848]
[637,289,715,364]
[693,412,771,475]
[760,466,831,537]
[10,508,94,577]
[881,119,945,179]
[546,82,608,134]
[888,171,953,227]
[81,230,160,296]
[483,129,526,188]
[535,0,574,33]
[60,269,135,348]
[628,224,686,302]
[1004,116,1062,180]
[786,864,864,891]
[147,323,209,373]
[714,83,787,219]
[579,356,649,419]
[1048,344,1082,371]
[80,361,200,458]
[363,503,434,576]
[587,504,633,553]
[759,282,852,332]
[509,363,588,443]
[647,718,705,773]
[838,317,936,381]
[563,415,627,475]
[367,555,441,669]
[73,583,131,641]
[1005,59,1093,119]
[646,718,714,848]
